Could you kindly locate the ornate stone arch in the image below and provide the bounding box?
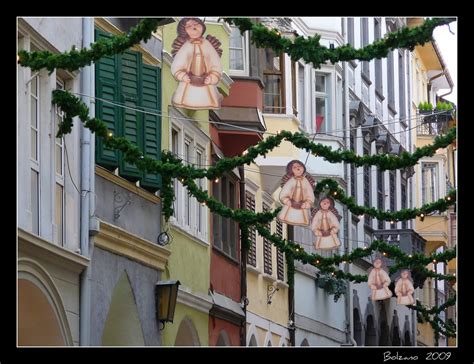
[18,258,73,346]
[216,329,231,346]
[246,324,259,346]
[263,331,273,346]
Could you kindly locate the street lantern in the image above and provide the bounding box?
[155,280,180,329]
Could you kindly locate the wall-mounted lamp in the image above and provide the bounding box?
[267,283,279,305]
[155,280,180,330]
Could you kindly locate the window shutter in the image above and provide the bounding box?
[119,50,143,181]
[141,64,162,191]
[95,29,119,169]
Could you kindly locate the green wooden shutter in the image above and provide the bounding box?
[95,29,119,170]
[140,64,162,191]
[118,50,143,181]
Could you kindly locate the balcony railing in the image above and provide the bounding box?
[374,228,426,266]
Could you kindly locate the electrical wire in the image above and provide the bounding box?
[65,90,449,137]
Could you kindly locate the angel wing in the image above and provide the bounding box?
[280,174,290,188]
[206,34,223,57]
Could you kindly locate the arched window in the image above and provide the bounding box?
[175,317,201,346]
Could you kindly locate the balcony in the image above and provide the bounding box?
[374,228,426,262]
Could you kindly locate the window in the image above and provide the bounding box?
[375,97,383,121]
[400,124,407,149]
[401,175,408,229]
[390,170,396,213]
[246,192,257,266]
[422,163,439,204]
[374,18,383,96]
[350,130,357,198]
[348,65,355,92]
[30,72,40,234]
[263,49,284,113]
[172,128,180,219]
[360,18,370,78]
[213,175,238,259]
[398,51,406,121]
[170,116,208,241]
[229,26,248,76]
[54,79,65,246]
[361,80,370,107]
[387,50,395,110]
[347,18,355,47]
[336,76,343,137]
[377,169,384,230]
[95,29,161,191]
[297,63,306,129]
[314,73,331,133]
[363,140,372,227]
[262,202,272,275]
[291,61,297,116]
[276,220,285,281]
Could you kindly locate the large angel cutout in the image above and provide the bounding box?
[311,195,342,251]
[277,160,315,226]
[395,269,415,306]
[171,17,223,110]
[368,257,393,301]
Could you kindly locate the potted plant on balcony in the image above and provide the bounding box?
[435,101,454,124]
[418,102,436,123]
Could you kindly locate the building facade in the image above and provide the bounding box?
[17,17,89,346]
[408,17,456,346]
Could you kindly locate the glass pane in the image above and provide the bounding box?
[221,179,228,250]
[315,97,326,132]
[55,144,63,175]
[172,129,179,154]
[31,170,39,234]
[230,27,243,48]
[30,97,37,128]
[315,75,325,93]
[230,49,244,70]
[273,56,280,72]
[31,76,37,96]
[263,75,282,113]
[229,182,236,258]
[31,129,37,160]
[55,183,64,246]
[212,181,221,248]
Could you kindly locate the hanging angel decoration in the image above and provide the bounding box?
[171,17,223,110]
[395,269,415,306]
[368,257,393,301]
[311,195,342,251]
[277,160,315,226]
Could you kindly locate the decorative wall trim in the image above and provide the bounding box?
[177,285,213,313]
[246,310,290,340]
[94,220,170,271]
[96,166,160,204]
[294,312,346,343]
[18,228,89,274]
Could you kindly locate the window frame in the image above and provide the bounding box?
[212,173,239,261]
[313,71,332,134]
[229,26,249,77]
[54,78,66,246]
[245,189,257,268]
[421,162,440,205]
[169,109,209,244]
[30,70,40,235]
[263,49,285,114]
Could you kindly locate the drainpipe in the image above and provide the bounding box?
[342,40,354,346]
[238,166,247,346]
[79,16,95,346]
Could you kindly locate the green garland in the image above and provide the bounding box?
[18,18,165,73]
[409,296,457,338]
[315,178,456,222]
[315,272,347,302]
[224,17,455,69]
